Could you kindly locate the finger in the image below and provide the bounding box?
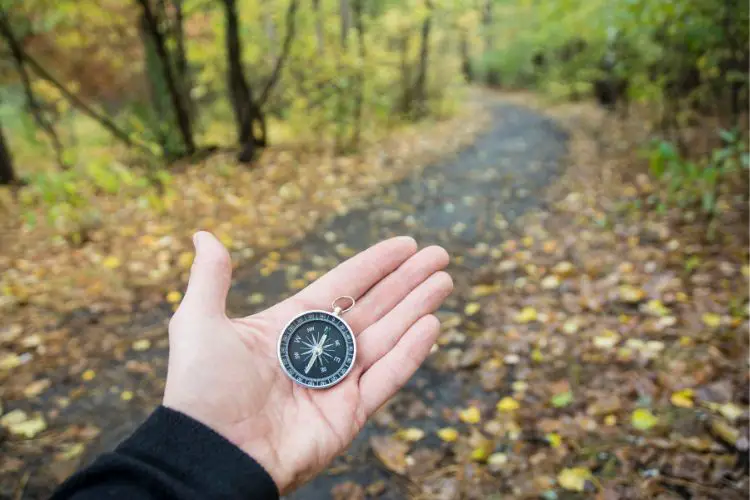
[356,271,452,371]
[284,236,417,311]
[178,231,232,318]
[359,314,441,416]
[345,246,449,334]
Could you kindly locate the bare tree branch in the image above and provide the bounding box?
[257,0,299,107]
[0,12,66,167]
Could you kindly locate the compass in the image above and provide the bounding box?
[277,296,356,389]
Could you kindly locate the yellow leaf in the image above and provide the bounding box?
[248,293,265,305]
[562,320,579,334]
[604,414,617,426]
[81,369,96,381]
[289,279,307,290]
[558,467,592,492]
[102,256,121,269]
[619,285,645,303]
[531,348,544,362]
[121,390,134,401]
[437,427,459,442]
[552,261,574,276]
[718,403,744,422]
[593,330,621,349]
[335,244,356,257]
[471,284,499,298]
[177,251,194,269]
[0,353,21,371]
[470,440,493,462]
[132,339,151,352]
[541,275,560,290]
[644,299,670,317]
[546,432,562,448]
[497,397,521,412]
[487,452,508,466]
[464,302,481,316]
[515,306,538,323]
[56,443,85,461]
[702,313,722,328]
[670,389,694,409]
[397,428,425,442]
[459,406,481,424]
[166,290,183,304]
[631,408,658,431]
[23,379,51,398]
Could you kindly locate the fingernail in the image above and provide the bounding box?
[192,232,202,252]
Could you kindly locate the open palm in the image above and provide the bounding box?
[163,232,452,493]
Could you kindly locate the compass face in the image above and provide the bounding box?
[278,311,356,389]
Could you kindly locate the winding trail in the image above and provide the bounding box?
[37,95,568,498]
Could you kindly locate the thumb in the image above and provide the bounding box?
[179,231,232,318]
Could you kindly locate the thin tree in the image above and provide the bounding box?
[350,0,366,147]
[313,0,325,55]
[222,0,299,163]
[413,0,433,118]
[136,0,195,155]
[0,12,66,168]
[0,120,16,185]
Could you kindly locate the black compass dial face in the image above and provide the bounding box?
[278,311,355,389]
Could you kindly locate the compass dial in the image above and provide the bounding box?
[278,311,356,389]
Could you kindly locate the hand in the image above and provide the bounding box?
[163,232,452,493]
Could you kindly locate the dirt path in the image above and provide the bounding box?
[21,96,568,498]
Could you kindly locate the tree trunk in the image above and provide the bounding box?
[0,13,66,168]
[174,0,188,80]
[413,0,433,118]
[313,0,325,55]
[340,0,350,48]
[223,0,264,163]
[482,0,493,51]
[460,32,472,82]
[351,0,366,147]
[136,0,195,155]
[0,121,16,185]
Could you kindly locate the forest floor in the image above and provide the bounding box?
[1,90,748,499]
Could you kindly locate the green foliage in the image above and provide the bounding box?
[646,129,749,223]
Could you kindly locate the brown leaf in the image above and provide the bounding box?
[331,481,365,500]
[370,435,409,474]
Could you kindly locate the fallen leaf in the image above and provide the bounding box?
[702,313,722,328]
[166,290,183,304]
[631,408,658,431]
[459,406,481,424]
[619,285,645,303]
[81,369,96,381]
[370,435,409,474]
[120,390,134,401]
[487,452,509,467]
[593,330,621,349]
[551,391,574,408]
[102,256,121,269]
[248,293,265,305]
[1,410,47,439]
[0,353,21,371]
[471,284,499,298]
[515,306,538,323]
[671,389,694,409]
[541,275,560,290]
[23,379,51,398]
[558,467,592,492]
[464,302,481,316]
[437,427,459,442]
[331,480,365,500]
[546,432,562,448]
[397,428,425,442]
[497,397,520,412]
[132,339,151,351]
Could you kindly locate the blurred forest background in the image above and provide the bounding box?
[0,0,749,498]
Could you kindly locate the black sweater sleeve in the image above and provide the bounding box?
[51,406,279,500]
